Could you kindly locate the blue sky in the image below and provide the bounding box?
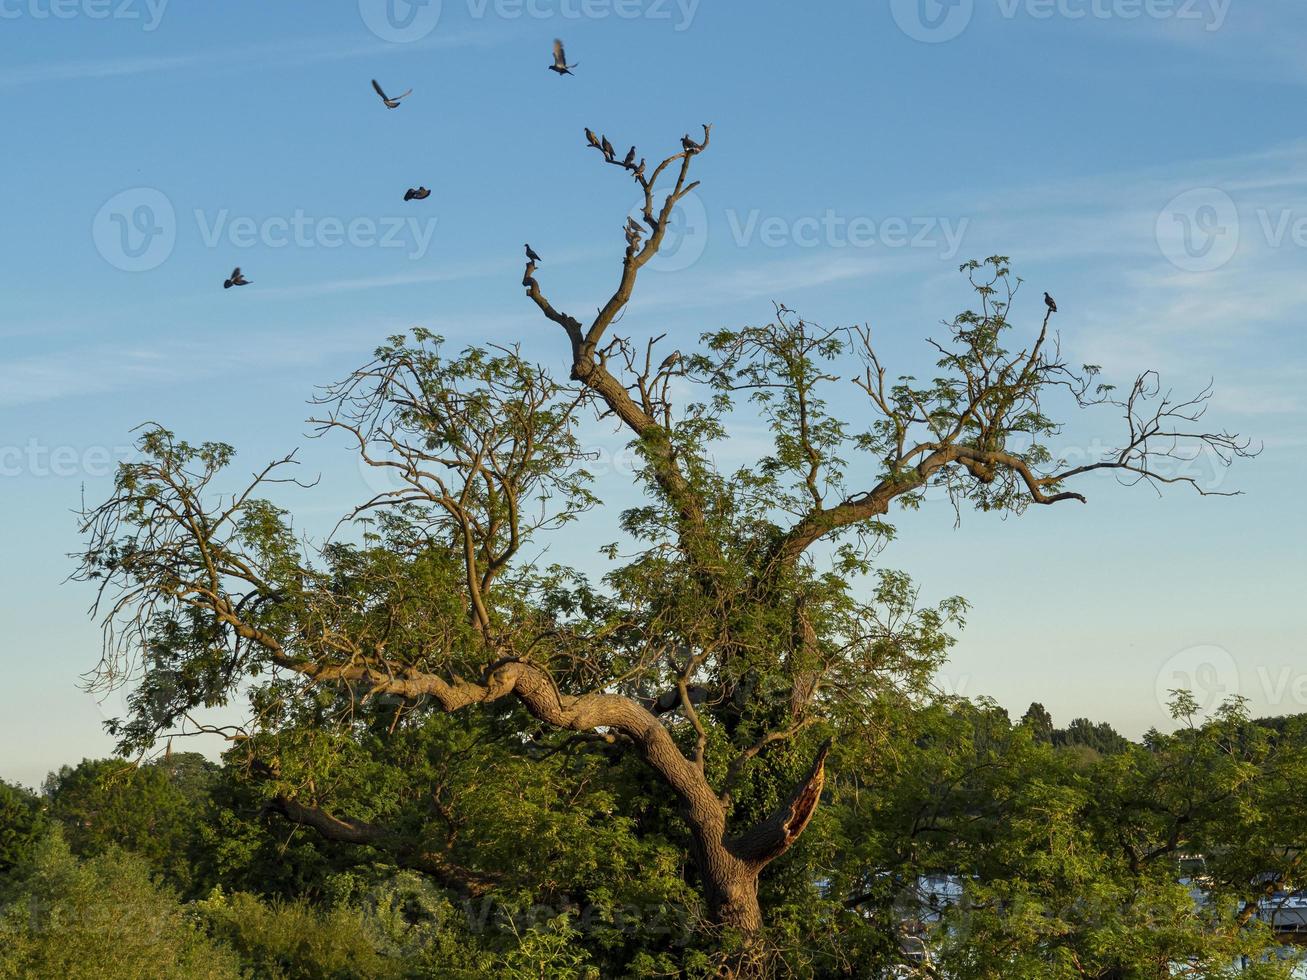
[2,0,1305,786]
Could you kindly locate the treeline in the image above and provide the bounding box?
[2,697,1305,978]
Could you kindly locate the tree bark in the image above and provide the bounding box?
[263,647,832,938]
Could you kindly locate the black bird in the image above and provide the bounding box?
[525,243,542,264]
[681,133,702,154]
[1044,292,1058,314]
[371,78,412,109]
[600,135,615,161]
[404,187,431,201]
[548,39,577,75]
[585,128,601,151]
[223,267,250,289]
[622,146,636,168]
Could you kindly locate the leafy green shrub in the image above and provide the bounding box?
[0,832,243,980]
[197,887,405,979]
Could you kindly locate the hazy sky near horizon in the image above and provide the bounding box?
[2,0,1305,787]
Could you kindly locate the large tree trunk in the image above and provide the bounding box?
[692,838,764,932]
[689,739,832,936]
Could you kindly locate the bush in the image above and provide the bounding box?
[0,832,243,980]
[197,887,405,979]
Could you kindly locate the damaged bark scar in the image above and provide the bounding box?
[729,738,832,867]
[781,740,830,845]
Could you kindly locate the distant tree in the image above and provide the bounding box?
[1053,716,1131,756]
[1020,701,1055,743]
[44,754,216,893]
[0,779,47,883]
[831,697,1306,978]
[75,128,1254,971]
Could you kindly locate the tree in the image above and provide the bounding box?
[1052,716,1131,757]
[825,698,1304,978]
[75,127,1254,970]
[0,779,47,883]
[44,754,216,894]
[1019,701,1054,744]
[0,832,244,980]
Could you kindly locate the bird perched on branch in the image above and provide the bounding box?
[585,128,601,151]
[223,267,250,289]
[1044,292,1058,314]
[548,39,577,75]
[525,243,542,264]
[622,146,636,168]
[600,135,615,162]
[659,350,682,372]
[371,79,412,109]
[681,133,703,154]
[403,187,430,201]
[625,218,644,249]
[632,158,646,180]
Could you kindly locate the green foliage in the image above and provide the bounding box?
[196,888,406,979]
[0,832,243,980]
[44,753,216,894]
[0,780,47,883]
[1052,716,1130,757]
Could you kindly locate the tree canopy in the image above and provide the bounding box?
[61,129,1283,977]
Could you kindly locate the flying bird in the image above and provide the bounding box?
[223,267,250,289]
[585,128,601,151]
[371,78,412,109]
[549,39,577,75]
[600,135,615,161]
[404,187,431,201]
[525,243,542,264]
[622,146,636,168]
[1044,292,1058,314]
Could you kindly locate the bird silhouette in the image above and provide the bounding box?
[404,187,431,201]
[585,128,601,151]
[681,133,702,154]
[548,39,577,75]
[632,158,646,179]
[223,267,250,289]
[600,136,615,161]
[1044,292,1058,314]
[622,146,636,168]
[525,243,542,264]
[371,78,412,108]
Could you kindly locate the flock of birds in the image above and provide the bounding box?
[220,39,584,291]
[216,36,1062,322]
